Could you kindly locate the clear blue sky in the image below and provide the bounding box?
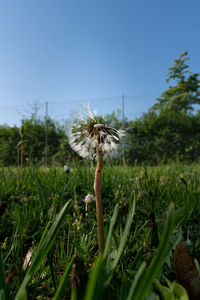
[0,0,200,126]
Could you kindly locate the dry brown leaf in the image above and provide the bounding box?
[174,241,200,300]
[23,247,34,270]
[71,256,88,298]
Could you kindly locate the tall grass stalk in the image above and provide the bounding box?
[94,152,105,256]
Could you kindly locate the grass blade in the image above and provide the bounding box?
[126,262,146,300]
[154,277,189,300]
[53,257,74,300]
[103,203,119,260]
[15,200,71,300]
[83,257,105,300]
[127,202,175,300]
[111,195,135,271]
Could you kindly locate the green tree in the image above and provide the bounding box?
[127,52,200,164]
[0,113,76,167]
[152,51,200,114]
[22,117,71,165]
[0,125,19,166]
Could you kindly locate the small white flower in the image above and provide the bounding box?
[83,193,96,214]
[68,105,125,159]
[64,165,70,173]
[83,193,96,204]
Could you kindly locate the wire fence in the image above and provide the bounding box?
[0,94,158,127]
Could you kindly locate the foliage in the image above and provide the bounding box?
[21,117,68,165]
[1,165,200,298]
[152,51,200,113]
[0,125,19,166]
[0,114,78,167]
[127,52,200,164]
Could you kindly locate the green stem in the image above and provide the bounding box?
[94,152,105,256]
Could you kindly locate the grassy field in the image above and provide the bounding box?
[0,164,200,299]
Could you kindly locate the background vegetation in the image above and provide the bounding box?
[0,51,200,167]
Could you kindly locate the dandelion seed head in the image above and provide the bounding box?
[68,105,125,159]
[83,193,96,204]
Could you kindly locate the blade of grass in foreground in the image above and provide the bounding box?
[154,277,189,300]
[15,200,71,300]
[83,195,136,299]
[103,203,119,260]
[127,202,175,300]
[110,194,135,271]
[83,257,105,300]
[53,257,74,300]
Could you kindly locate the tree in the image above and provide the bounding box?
[0,114,76,166]
[152,51,200,114]
[127,52,200,164]
[21,117,72,165]
[0,125,19,166]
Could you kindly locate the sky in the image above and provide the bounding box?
[0,0,200,126]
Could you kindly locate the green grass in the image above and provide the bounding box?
[0,164,200,299]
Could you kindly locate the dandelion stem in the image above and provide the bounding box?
[94,151,105,256]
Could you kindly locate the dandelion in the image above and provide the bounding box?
[83,193,96,205]
[68,105,124,160]
[68,105,124,255]
[64,164,70,173]
[83,193,96,215]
